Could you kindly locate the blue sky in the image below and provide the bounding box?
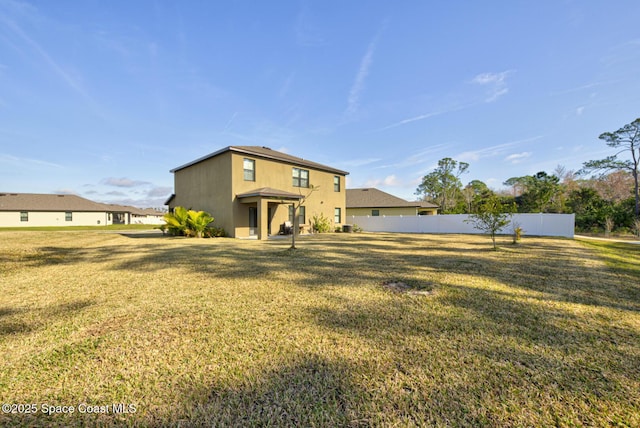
[1,1,639,207]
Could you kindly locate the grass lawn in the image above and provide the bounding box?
[0,231,639,427]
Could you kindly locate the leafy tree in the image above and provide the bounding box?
[520,172,561,212]
[465,196,515,250]
[416,157,469,213]
[566,188,611,232]
[503,176,528,197]
[580,118,640,219]
[462,180,493,213]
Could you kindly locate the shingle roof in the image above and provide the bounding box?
[236,187,304,200]
[346,188,438,208]
[0,193,166,215]
[170,146,349,176]
[0,193,110,212]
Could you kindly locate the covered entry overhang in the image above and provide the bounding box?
[236,187,302,240]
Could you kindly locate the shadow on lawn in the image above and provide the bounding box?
[306,285,640,426]
[17,234,640,314]
[168,354,355,427]
[0,299,94,337]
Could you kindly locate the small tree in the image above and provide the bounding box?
[289,185,318,250]
[465,197,515,250]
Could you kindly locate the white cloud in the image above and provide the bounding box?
[504,152,532,164]
[576,106,585,115]
[456,136,541,163]
[102,177,150,188]
[471,70,514,103]
[363,174,401,188]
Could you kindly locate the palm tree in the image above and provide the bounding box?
[163,206,190,236]
[187,210,214,238]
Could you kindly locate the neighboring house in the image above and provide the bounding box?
[346,188,439,217]
[0,193,114,227]
[130,207,166,225]
[167,146,349,239]
[0,193,166,227]
[103,204,165,225]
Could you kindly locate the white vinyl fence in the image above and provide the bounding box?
[350,214,575,238]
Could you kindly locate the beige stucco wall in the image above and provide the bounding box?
[346,207,419,217]
[230,153,346,238]
[170,150,347,238]
[171,151,234,234]
[0,211,112,227]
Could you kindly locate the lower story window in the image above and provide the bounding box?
[20,211,28,222]
[334,207,341,224]
[65,212,72,221]
[289,205,306,225]
[372,209,380,216]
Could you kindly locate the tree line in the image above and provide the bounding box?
[415,118,640,235]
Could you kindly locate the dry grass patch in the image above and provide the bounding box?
[0,231,639,426]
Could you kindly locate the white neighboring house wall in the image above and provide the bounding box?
[350,213,575,238]
[131,214,165,225]
[0,211,112,227]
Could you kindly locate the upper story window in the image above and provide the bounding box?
[292,168,309,188]
[243,158,255,181]
[334,176,340,192]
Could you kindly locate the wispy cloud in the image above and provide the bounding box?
[0,153,62,169]
[334,157,382,168]
[147,186,173,197]
[504,152,532,164]
[0,13,91,101]
[376,104,474,132]
[294,2,327,47]
[363,174,401,188]
[222,111,238,133]
[346,37,378,116]
[456,136,542,163]
[471,70,514,102]
[102,177,150,188]
[376,144,450,169]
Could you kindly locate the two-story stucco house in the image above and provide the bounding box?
[166,146,349,239]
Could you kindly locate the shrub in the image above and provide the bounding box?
[163,207,217,238]
[311,213,332,233]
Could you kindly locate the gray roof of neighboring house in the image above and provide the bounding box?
[170,146,349,176]
[0,193,111,212]
[346,188,438,209]
[0,193,166,215]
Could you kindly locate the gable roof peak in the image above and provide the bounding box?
[171,145,348,175]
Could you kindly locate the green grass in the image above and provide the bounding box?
[0,231,639,426]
